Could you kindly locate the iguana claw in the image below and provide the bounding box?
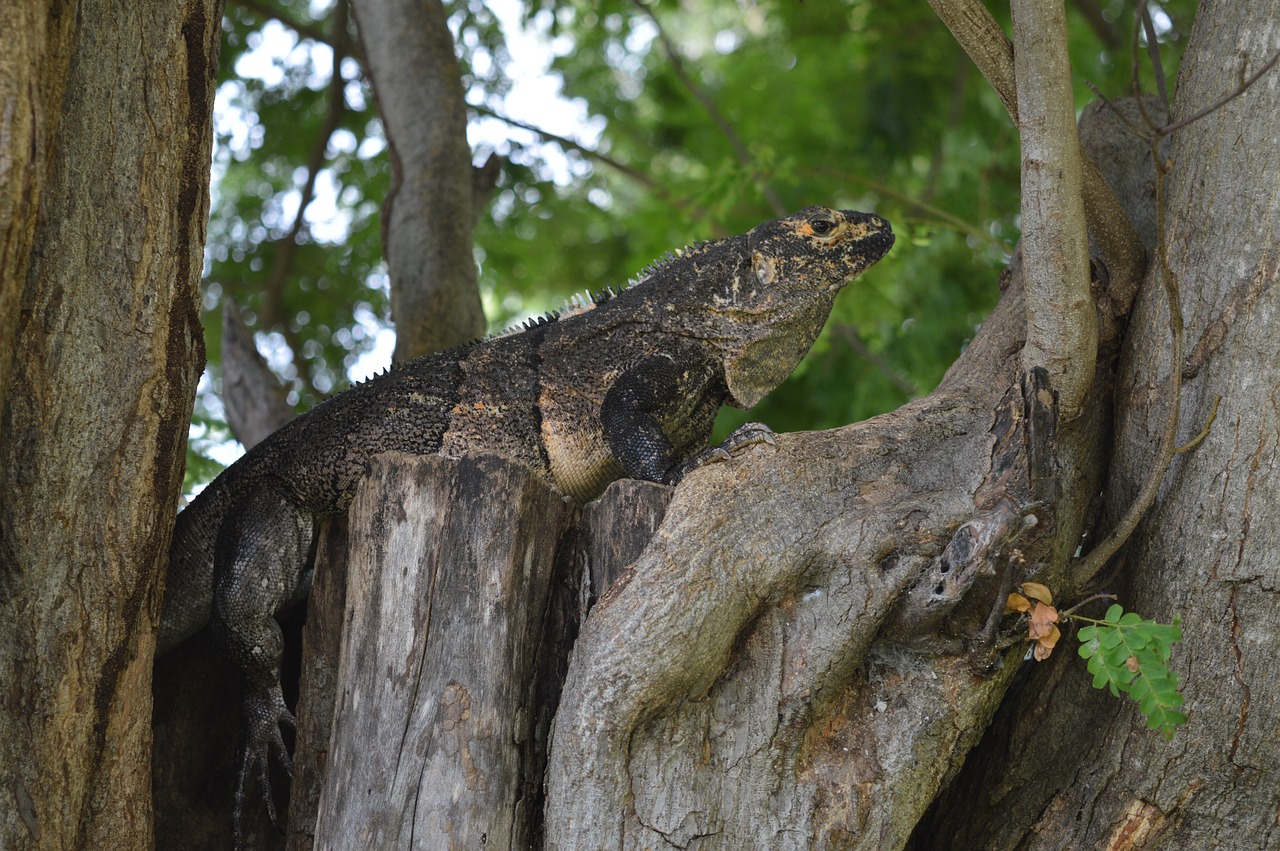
[231,685,296,849]
[667,421,778,484]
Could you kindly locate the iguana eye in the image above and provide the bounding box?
[753,254,776,285]
[809,215,838,237]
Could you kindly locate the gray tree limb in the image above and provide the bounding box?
[1012,0,1097,418]
[352,0,487,360]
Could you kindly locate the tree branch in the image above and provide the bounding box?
[927,0,1018,123]
[1155,48,1280,137]
[1073,141,1182,586]
[470,103,723,229]
[354,0,487,361]
[931,0,1147,347]
[1012,0,1096,418]
[1072,11,1279,585]
[470,104,659,191]
[806,166,1012,252]
[1138,1,1171,112]
[232,0,334,47]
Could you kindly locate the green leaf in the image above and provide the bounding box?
[1076,604,1187,738]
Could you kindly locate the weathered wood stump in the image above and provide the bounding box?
[286,453,670,849]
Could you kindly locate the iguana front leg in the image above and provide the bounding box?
[601,353,773,485]
[211,484,316,847]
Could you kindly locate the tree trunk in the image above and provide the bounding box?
[138,1,1279,848]
[0,0,219,848]
[912,1,1280,847]
[305,455,573,848]
[351,0,490,360]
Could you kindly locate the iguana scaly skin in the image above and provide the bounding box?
[158,206,893,840]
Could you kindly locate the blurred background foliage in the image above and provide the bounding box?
[188,0,1195,493]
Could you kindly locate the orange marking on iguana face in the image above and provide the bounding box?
[843,221,875,240]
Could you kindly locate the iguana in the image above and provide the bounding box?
[158,205,893,841]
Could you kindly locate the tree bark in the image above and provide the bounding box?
[351,0,489,360]
[307,454,576,848]
[0,0,219,847]
[913,1,1280,847]
[275,83,1159,851]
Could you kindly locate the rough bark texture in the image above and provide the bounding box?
[0,0,219,847]
[0,1,74,418]
[913,2,1280,847]
[352,0,488,360]
[311,454,576,849]
[287,518,348,851]
[926,0,1017,122]
[582,481,674,603]
[258,95,1153,851]
[286,466,670,848]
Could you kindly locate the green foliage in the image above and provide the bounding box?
[1076,604,1187,738]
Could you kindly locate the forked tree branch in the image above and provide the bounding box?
[1072,10,1280,586]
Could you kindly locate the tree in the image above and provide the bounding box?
[0,0,220,848]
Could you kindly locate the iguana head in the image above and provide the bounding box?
[715,206,894,408]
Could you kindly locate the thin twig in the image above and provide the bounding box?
[468,103,724,229]
[1074,141,1182,587]
[634,0,787,216]
[806,166,1013,252]
[833,324,921,398]
[470,104,658,191]
[233,0,334,47]
[1059,593,1118,620]
[1139,2,1170,112]
[1174,396,1221,455]
[1129,1,1157,132]
[976,555,1021,651]
[1073,6,1278,586]
[1083,80,1148,138]
[1157,49,1280,137]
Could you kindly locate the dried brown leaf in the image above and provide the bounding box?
[1006,592,1032,614]
[1022,582,1054,606]
[1027,604,1060,640]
